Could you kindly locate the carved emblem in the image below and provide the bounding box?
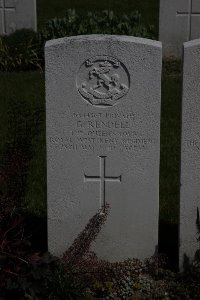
[77,55,130,106]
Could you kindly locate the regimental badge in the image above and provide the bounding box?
[77,55,130,107]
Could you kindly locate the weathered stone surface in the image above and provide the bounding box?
[0,0,37,35]
[159,0,200,58]
[46,35,162,261]
[180,39,200,270]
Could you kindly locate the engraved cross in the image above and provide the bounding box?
[0,0,16,34]
[177,0,200,40]
[84,156,122,212]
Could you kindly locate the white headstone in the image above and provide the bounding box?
[46,35,162,261]
[159,0,200,58]
[0,0,37,35]
[180,39,200,269]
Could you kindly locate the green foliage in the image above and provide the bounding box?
[48,266,90,300]
[0,251,79,300]
[0,9,154,72]
[176,265,200,300]
[2,208,200,300]
[0,212,89,300]
[41,9,155,40]
[37,0,159,32]
[0,29,42,71]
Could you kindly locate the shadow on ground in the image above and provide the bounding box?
[159,220,179,271]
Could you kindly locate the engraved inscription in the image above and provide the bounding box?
[49,110,158,152]
[77,55,130,107]
[84,156,122,212]
[185,138,200,150]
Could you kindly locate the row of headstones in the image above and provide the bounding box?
[1,0,200,59]
[1,0,200,270]
[160,0,200,57]
[46,34,200,271]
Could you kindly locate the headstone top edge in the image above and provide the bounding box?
[184,38,200,49]
[45,34,162,49]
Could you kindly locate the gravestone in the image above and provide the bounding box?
[0,0,37,35]
[180,39,200,269]
[46,35,162,261]
[159,0,200,57]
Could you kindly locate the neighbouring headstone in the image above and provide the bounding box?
[46,35,162,261]
[0,0,37,35]
[180,39,200,270]
[159,0,200,58]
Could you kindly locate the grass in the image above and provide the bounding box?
[0,72,46,216]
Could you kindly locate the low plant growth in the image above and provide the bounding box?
[0,29,42,72]
[0,9,155,72]
[1,203,200,299]
[0,211,90,300]
[0,196,200,300]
